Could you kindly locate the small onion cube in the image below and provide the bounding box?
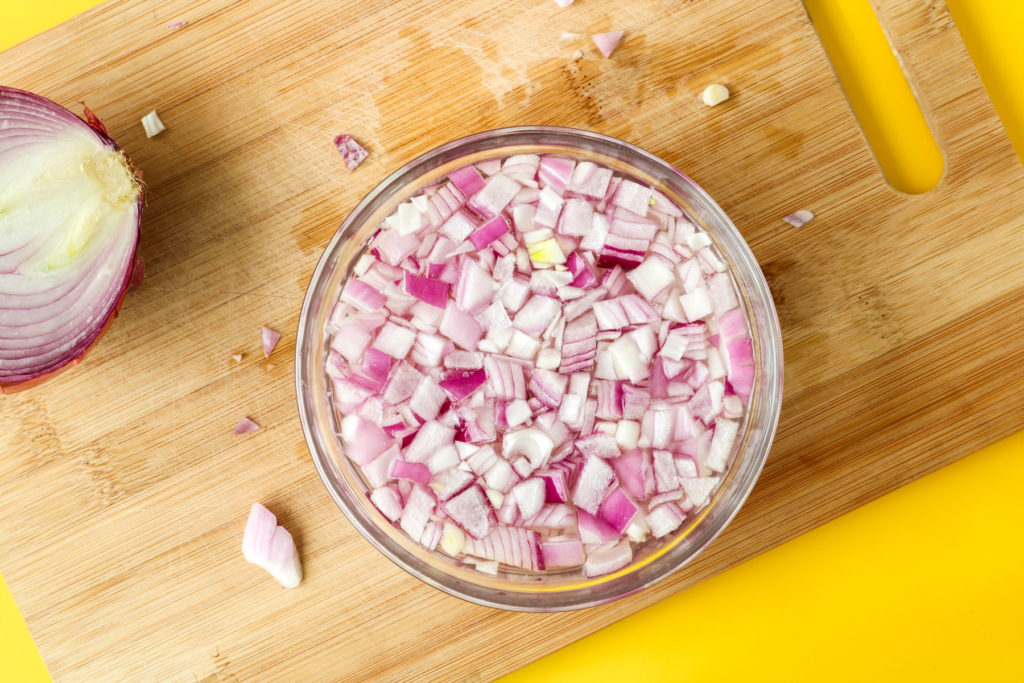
[440,522,467,556]
[611,179,652,217]
[371,486,404,521]
[440,305,484,351]
[389,459,432,486]
[783,209,814,228]
[400,485,436,540]
[626,256,675,301]
[653,450,680,493]
[598,487,639,533]
[470,213,511,250]
[570,161,614,199]
[538,155,575,195]
[340,414,393,465]
[340,278,386,312]
[573,455,615,515]
[611,449,649,501]
[680,287,713,321]
[443,485,497,540]
[706,418,739,472]
[511,478,546,519]
[468,173,520,218]
[591,30,624,59]
[647,502,686,538]
[234,417,260,434]
[141,110,166,138]
[404,421,456,463]
[441,209,478,242]
[334,134,369,170]
[439,367,488,402]
[448,165,486,196]
[577,509,620,544]
[260,326,281,358]
[503,428,555,469]
[403,272,449,308]
[681,476,721,508]
[540,537,585,569]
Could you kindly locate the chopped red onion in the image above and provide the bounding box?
[469,173,520,218]
[400,485,436,540]
[370,486,404,521]
[234,417,260,434]
[577,509,620,544]
[242,503,302,588]
[389,459,432,486]
[541,537,585,568]
[647,502,686,539]
[403,271,449,308]
[324,152,757,577]
[443,485,497,540]
[598,487,639,533]
[448,165,486,196]
[334,134,369,170]
[538,156,575,194]
[783,209,814,228]
[591,31,624,59]
[439,367,487,402]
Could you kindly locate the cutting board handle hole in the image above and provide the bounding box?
[805,0,944,194]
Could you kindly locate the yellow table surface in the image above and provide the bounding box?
[3,2,1023,681]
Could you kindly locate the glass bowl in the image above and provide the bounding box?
[296,126,783,611]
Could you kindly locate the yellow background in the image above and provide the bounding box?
[3,2,1022,681]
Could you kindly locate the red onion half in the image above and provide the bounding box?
[0,87,143,392]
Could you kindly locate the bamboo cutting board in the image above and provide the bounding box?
[1,0,1022,680]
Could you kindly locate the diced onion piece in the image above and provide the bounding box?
[371,486,404,521]
[583,541,632,577]
[679,287,713,321]
[647,502,686,538]
[334,134,369,170]
[573,455,615,514]
[541,537,585,569]
[783,209,814,228]
[706,418,738,472]
[511,478,546,519]
[141,110,166,138]
[468,173,520,217]
[528,238,567,267]
[440,522,467,556]
[626,256,675,301]
[598,487,639,533]
[400,485,436,540]
[242,503,302,588]
[681,476,721,508]
[234,417,259,434]
[591,30,624,59]
[449,165,486,196]
[261,326,281,357]
[443,485,497,540]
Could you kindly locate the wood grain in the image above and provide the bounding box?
[1,0,1022,680]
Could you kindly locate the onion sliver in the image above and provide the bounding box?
[0,87,143,392]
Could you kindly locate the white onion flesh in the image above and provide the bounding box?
[0,87,142,391]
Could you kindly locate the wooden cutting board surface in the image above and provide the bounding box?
[2,0,1022,680]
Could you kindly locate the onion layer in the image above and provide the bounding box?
[0,87,143,392]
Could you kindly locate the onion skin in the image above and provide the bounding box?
[0,87,143,394]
